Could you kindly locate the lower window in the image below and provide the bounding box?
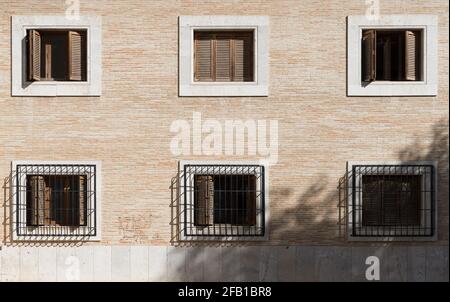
[13,163,99,239]
[182,164,266,239]
[351,164,435,237]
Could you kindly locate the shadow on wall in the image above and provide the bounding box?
[169,169,344,246]
[397,119,449,242]
[2,169,87,247]
[167,119,449,281]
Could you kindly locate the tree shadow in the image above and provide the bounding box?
[167,119,448,281]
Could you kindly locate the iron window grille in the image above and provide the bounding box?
[350,165,435,237]
[182,164,265,238]
[14,164,97,238]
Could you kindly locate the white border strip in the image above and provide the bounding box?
[179,16,269,97]
[11,15,102,96]
[347,15,438,96]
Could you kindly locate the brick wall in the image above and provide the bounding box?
[0,0,448,246]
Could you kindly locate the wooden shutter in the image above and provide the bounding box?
[399,176,421,225]
[233,33,253,82]
[405,30,419,81]
[361,176,382,226]
[362,30,376,82]
[194,35,213,81]
[381,178,402,226]
[194,175,214,226]
[44,185,52,225]
[44,43,52,80]
[62,177,71,225]
[245,175,257,226]
[215,38,231,81]
[79,175,86,226]
[68,31,82,81]
[28,30,41,81]
[194,31,254,82]
[29,176,45,225]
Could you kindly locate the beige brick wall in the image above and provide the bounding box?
[0,0,448,246]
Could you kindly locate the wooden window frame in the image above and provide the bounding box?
[193,30,255,82]
[27,29,87,82]
[361,29,423,83]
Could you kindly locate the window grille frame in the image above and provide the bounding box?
[347,161,437,241]
[11,161,102,241]
[178,160,269,242]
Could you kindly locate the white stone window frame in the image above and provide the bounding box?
[178,160,270,242]
[10,160,102,242]
[347,160,438,242]
[11,15,102,96]
[179,16,269,97]
[347,15,438,96]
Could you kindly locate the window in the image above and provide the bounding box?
[194,174,257,226]
[347,15,437,96]
[12,162,101,240]
[26,175,87,227]
[348,162,436,239]
[180,162,268,240]
[362,29,422,82]
[27,29,87,82]
[194,31,254,82]
[179,16,269,96]
[12,16,102,96]
[362,175,421,226]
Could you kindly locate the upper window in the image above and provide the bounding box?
[27,29,87,82]
[362,29,422,82]
[194,30,254,82]
[179,16,269,96]
[12,16,102,96]
[347,15,437,96]
[179,162,268,241]
[347,162,436,240]
[11,161,101,241]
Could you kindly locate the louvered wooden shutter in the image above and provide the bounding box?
[194,175,214,226]
[405,30,419,81]
[362,30,376,82]
[68,31,82,81]
[62,177,71,225]
[215,38,231,81]
[44,43,52,80]
[79,175,86,226]
[399,176,421,225]
[194,32,253,82]
[44,185,52,225]
[245,175,257,226]
[28,30,41,81]
[233,34,253,82]
[194,36,213,81]
[381,178,402,226]
[361,176,382,226]
[29,176,45,225]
